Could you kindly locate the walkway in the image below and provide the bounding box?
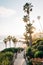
[14,51,27,65]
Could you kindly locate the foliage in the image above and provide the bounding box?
[23,2,35,46]
[37,45,43,51]
[39,41,43,45]
[34,51,43,58]
[12,36,18,44]
[2,48,18,53]
[0,47,24,65]
[26,47,34,58]
[36,39,42,43]
[0,52,13,65]
[27,60,33,65]
[2,47,24,53]
[32,44,38,49]
[17,47,24,52]
[32,49,38,55]
[26,38,43,62]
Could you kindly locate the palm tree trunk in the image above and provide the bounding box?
[5,43,7,48]
[9,41,11,48]
[29,33,32,46]
[14,43,16,48]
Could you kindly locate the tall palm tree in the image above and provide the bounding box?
[26,23,35,46]
[23,3,33,15]
[7,35,12,48]
[23,3,35,46]
[23,33,30,46]
[3,38,7,48]
[12,36,17,47]
[23,15,29,23]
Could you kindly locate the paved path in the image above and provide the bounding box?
[14,51,27,65]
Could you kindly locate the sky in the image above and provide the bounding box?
[0,0,43,51]
[0,0,43,37]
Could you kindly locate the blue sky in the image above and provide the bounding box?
[0,0,43,36]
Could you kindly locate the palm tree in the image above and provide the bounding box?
[23,15,29,23]
[3,38,7,48]
[26,23,35,46]
[12,36,17,47]
[7,35,12,48]
[23,3,33,15]
[23,33,30,46]
[23,3,35,46]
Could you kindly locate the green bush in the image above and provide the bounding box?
[27,60,33,65]
[17,47,24,52]
[39,41,43,45]
[26,47,34,58]
[0,47,24,65]
[34,51,43,58]
[32,44,37,49]
[4,52,13,61]
[1,57,10,65]
[36,39,41,43]
[37,45,43,51]
[0,52,14,65]
[2,47,24,53]
[32,49,38,54]
[2,48,18,53]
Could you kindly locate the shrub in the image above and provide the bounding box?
[27,60,33,65]
[2,47,24,53]
[17,47,24,52]
[1,57,10,65]
[4,52,13,61]
[26,47,34,58]
[32,44,37,49]
[36,39,41,43]
[34,51,43,58]
[39,41,43,45]
[0,52,13,65]
[37,45,43,51]
[32,49,38,54]
[2,48,18,53]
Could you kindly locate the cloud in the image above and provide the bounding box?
[0,7,16,17]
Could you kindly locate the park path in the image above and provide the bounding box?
[14,51,27,65]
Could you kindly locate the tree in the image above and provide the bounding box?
[23,3,35,46]
[23,15,29,23]
[23,32,30,46]
[23,3,33,15]
[7,35,12,48]
[3,38,7,48]
[12,36,17,47]
[26,23,35,46]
